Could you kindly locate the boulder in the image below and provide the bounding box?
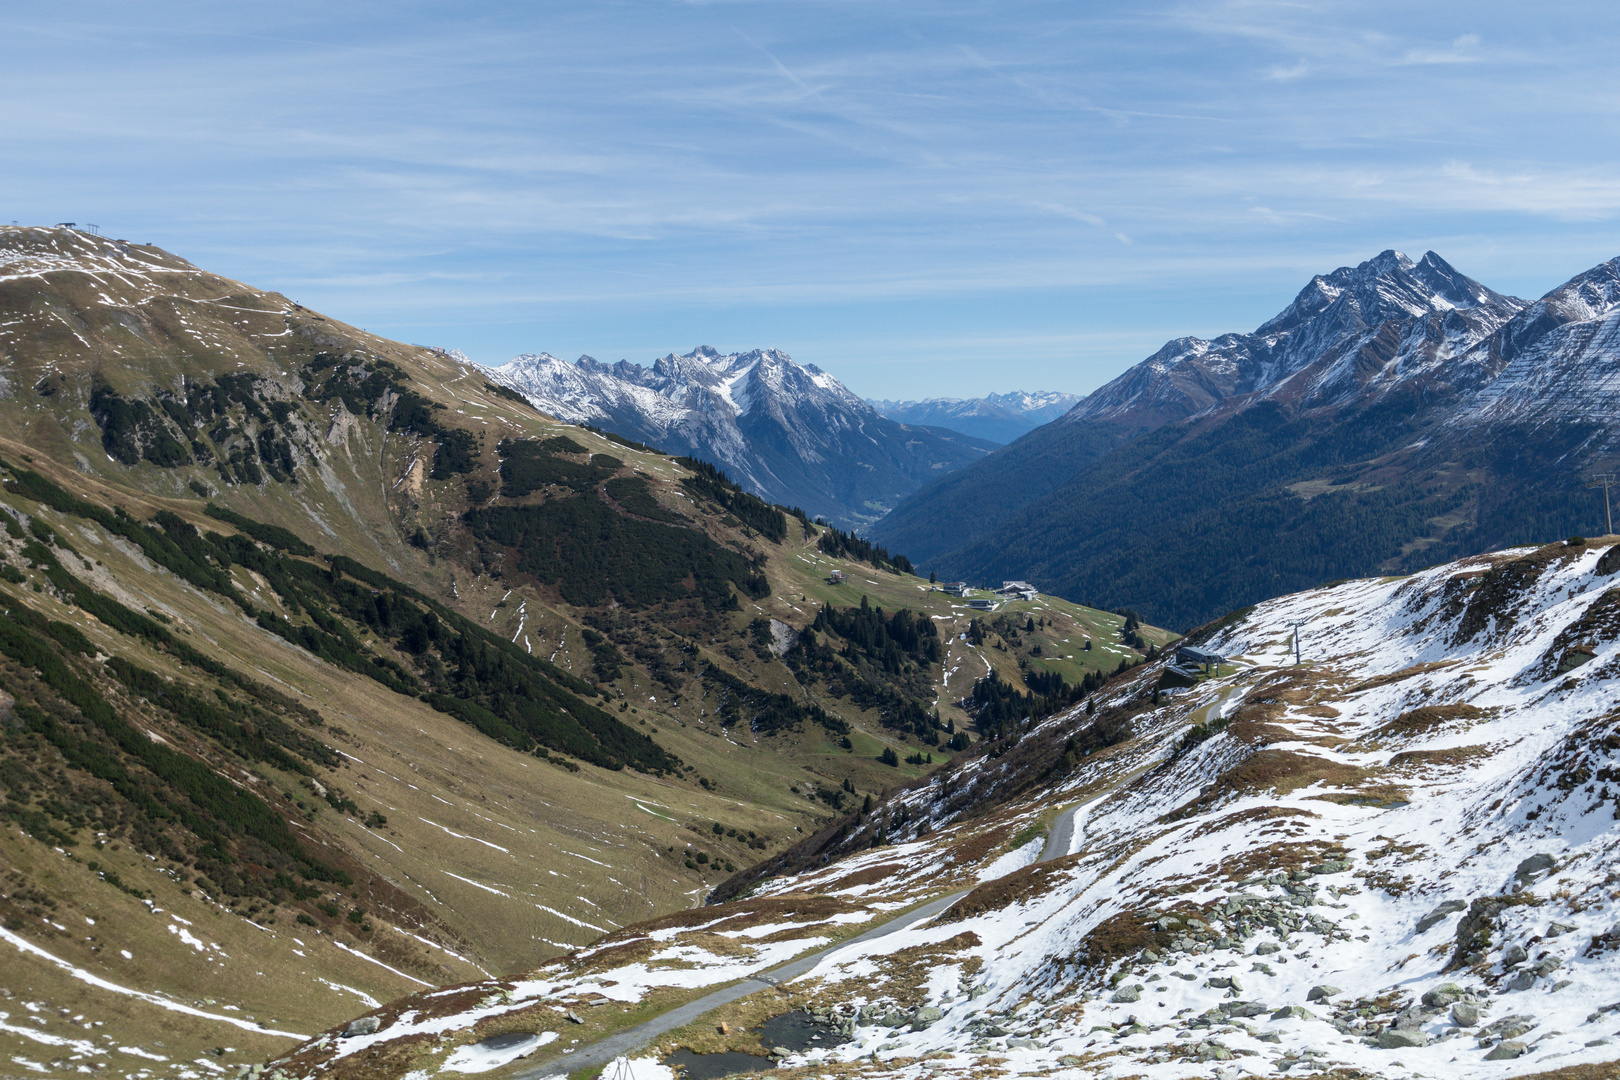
[1254,941,1281,955]
[1514,854,1556,885]
[1006,1037,1038,1049]
[1485,1039,1528,1060]
[1110,985,1142,1003]
[1416,901,1467,934]
[1422,983,1467,1008]
[1504,971,1537,993]
[1379,1029,1430,1048]
[1547,921,1577,937]
[1306,985,1341,1003]
[1451,1002,1481,1027]
[565,1011,584,1025]
[910,1007,944,1031]
[1223,1002,1269,1019]
[342,1016,380,1038]
[1270,1006,1317,1021]
[1534,956,1563,975]
[1502,943,1528,966]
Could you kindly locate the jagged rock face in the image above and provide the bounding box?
[485,346,995,526]
[1063,250,1526,428]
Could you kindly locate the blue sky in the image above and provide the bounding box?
[6,2,1620,399]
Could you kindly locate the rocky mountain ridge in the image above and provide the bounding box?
[874,249,1620,629]
[484,347,995,528]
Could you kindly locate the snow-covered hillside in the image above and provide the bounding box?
[276,538,1620,1080]
[483,347,994,527]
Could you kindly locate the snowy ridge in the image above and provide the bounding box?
[283,540,1620,1079]
[1062,249,1526,430]
[483,346,994,526]
[870,391,1082,444]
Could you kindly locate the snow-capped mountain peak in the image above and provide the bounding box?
[483,346,991,526]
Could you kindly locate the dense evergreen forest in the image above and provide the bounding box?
[784,596,945,743]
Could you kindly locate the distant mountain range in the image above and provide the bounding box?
[872,249,1620,629]
[483,347,995,527]
[867,390,1081,445]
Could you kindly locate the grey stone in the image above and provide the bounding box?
[1534,956,1564,975]
[1586,1038,1611,1048]
[1006,1037,1038,1049]
[1416,901,1467,934]
[983,1024,1009,1037]
[1552,979,1573,992]
[1223,1002,1269,1019]
[1504,971,1537,992]
[1422,983,1467,1008]
[1379,1029,1430,1048]
[1503,943,1528,966]
[1514,853,1556,885]
[1485,1039,1528,1060]
[1207,976,1234,989]
[1255,941,1281,955]
[342,1016,380,1038]
[910,1007,944,1031]
[1110,985,1142,1003]
[1452,1002,1481,1027]
[1058,1055,1084,1065]
[1270,1006,1317,1021]
[1306,985,1342,1003]
[1547,921,1577,937]
[1141,949,1159,962]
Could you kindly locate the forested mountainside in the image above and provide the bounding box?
[868,391,1081,445]
[0,225,1165,1078]
[483,348,996,529]
[287,537,1620,1080]
[874,250,1620,630]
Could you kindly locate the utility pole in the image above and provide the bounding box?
[1289,620,1305,665]
[1590,473,1616,536]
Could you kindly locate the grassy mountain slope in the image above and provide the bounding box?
[0,226,1167,1077]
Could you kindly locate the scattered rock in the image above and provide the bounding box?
[1255,942,1281,956]
[1504,971,1537,992]
[1547,921,1577,937]
[1534,956,1563,975]
[1379,1029,1430,1048]
[1310,859,1351,874]
[1416,901,1468,934]
[1111,985,1142,1003]
[1485,1039,1528,1060]
[342,1017,380,1038]
[565,1011,584,1024]
[1452,1002,1481,1027]
[1552,979,1573,992]
[1223,1002,1269,1019]
[1058,1055,1084,1066]
[1503,943,1528,966]
[1306,985,1341,1003]
[1006,1037,1039,1049]
[910,1007,944,1031]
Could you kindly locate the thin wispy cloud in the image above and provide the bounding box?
[3,1,1618,397]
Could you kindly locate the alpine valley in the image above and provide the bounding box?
[4,223,1620,1080]
[0,226,1168,1078]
